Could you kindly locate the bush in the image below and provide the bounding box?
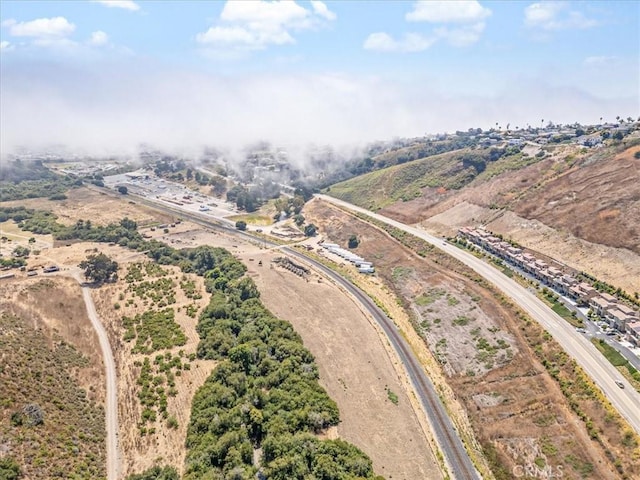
[348,235,359,249]
[0,457,21,480]
[49,193,68,201]
[235,220,247,231]
[304,224,317,237]
[117,186,128,195]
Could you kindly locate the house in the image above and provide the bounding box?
[625,321,640,346]
[590,296,613,316]
[616,304,638,318]
[575,283,598,303]
[607,308,634,331]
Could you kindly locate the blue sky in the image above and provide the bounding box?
[1,1,638,156]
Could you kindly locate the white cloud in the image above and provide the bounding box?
[434,22,486,47]
[363,32,435,53]
[310,1,336,21]
[3,16,76,38]
[368,0,491,52]
[406,0,491,23]
[89,30,109,47]
[92,0,140,11]
[525,2,597,30]
[197,25,294,51]
[0,40,14,51]
[583,56,617,67]
[197,0,336,52]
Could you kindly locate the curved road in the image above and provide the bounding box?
[318,194,640,435]
[73,271,120,480]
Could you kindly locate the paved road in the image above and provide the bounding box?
[73,271,120,480]
[318,194,640,435]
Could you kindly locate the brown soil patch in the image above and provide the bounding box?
[305,198,632,479]
[375,146,640,295]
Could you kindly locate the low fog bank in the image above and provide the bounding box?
[1,60,635,164]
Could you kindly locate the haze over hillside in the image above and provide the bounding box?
[1,1,638,160]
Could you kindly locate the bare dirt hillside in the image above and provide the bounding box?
[514,145,640,253]
[377,145,640,294]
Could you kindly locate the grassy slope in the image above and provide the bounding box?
[327,147,538,211]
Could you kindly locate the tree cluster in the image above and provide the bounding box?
[79,252,119,284]
[226,185,262,213]
[182,251,380,480]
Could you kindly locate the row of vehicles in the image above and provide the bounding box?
[320,242,375,273]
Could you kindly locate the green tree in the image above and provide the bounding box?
[235,221,247,231]
[348,235,359,249]
[304,224,317,237]
[293,214,305,227]
[209,175,227,196]
[12,245,30,258]
[79,253,118,284]
[117,186,128,195]
[120,217,137,230]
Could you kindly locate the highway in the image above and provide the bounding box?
[317,194,640,435]
[122,190,480,480]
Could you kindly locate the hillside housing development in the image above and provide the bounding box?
[458,226,640,346]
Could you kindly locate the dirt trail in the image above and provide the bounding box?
[72,270,120,480]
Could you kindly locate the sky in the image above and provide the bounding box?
[0,0,638,158]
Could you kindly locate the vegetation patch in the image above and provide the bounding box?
[135,352,189,435]
[415,288,445,306]
[123,308,187,354]
[0,160,80,201]
[0,313,104,479]
[591,338,640,388]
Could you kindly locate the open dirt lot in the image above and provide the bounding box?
[1,186,174,227]
[305,199,633,479]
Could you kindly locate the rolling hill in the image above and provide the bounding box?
[326,136,640,293]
